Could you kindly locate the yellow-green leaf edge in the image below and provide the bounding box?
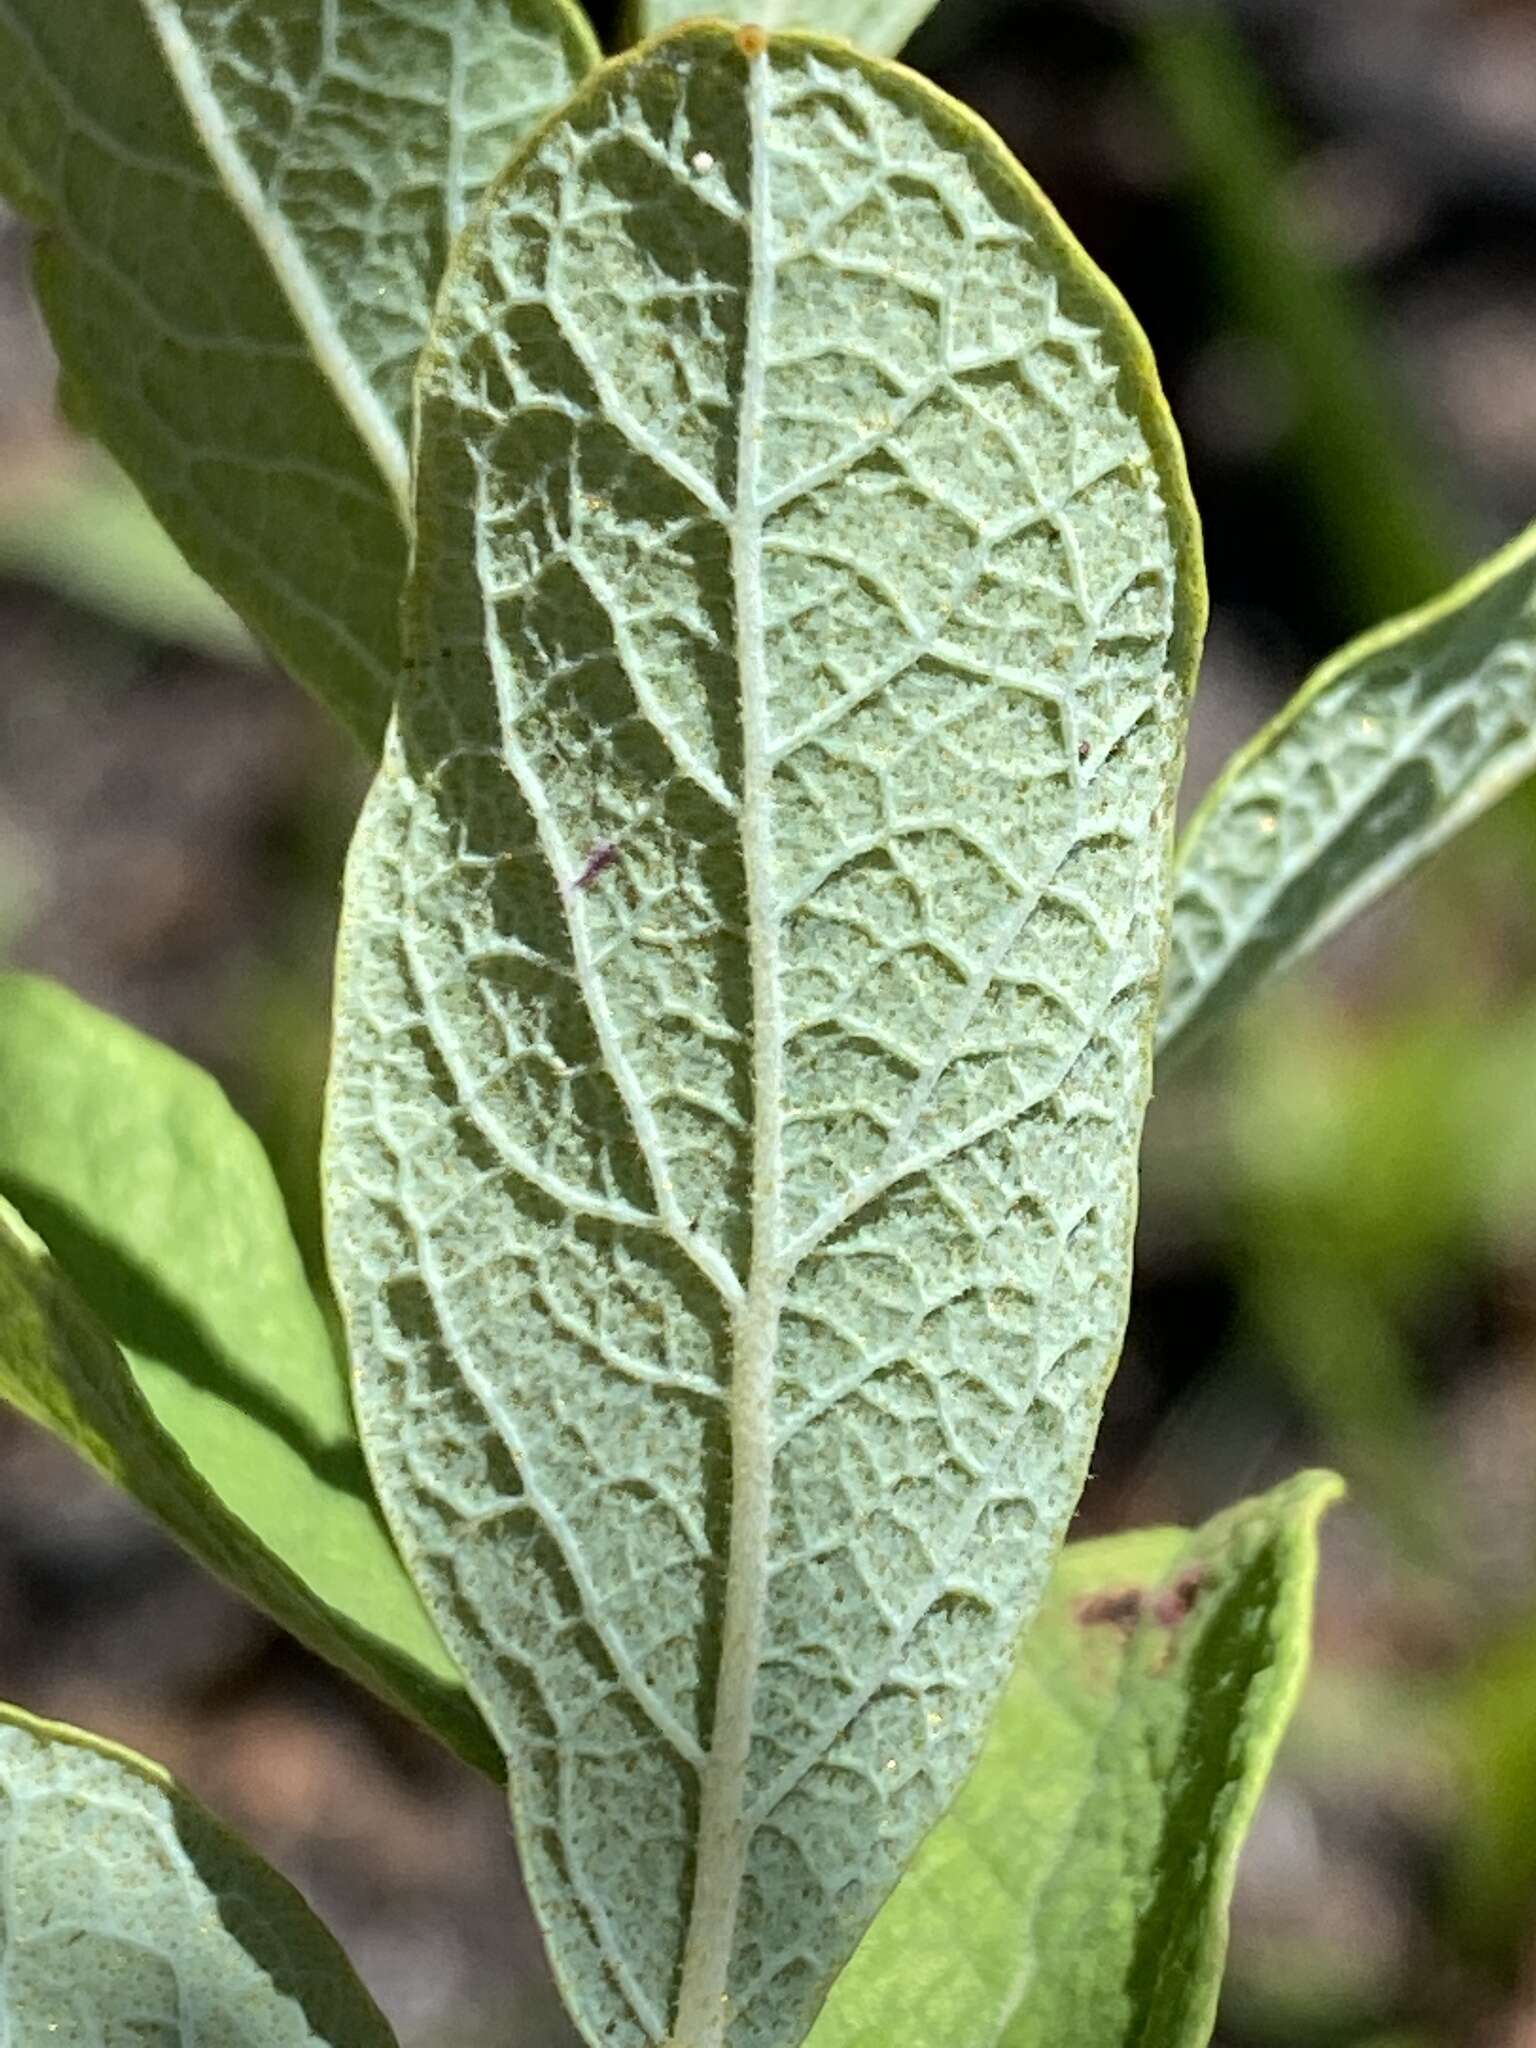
[1160,517,1536,1062]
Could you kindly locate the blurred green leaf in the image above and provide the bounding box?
[0,452,256,659]
[1161,521,1536,1063]
[0,974,495,1774]
[1449,1619,1536,1966]
[1224,995,1480,1570]
[810,1471,1342,2048]
[633,0,936,55]
[0,0,595,744]
[0,1696,397,2044]
[1136,5,1459,628]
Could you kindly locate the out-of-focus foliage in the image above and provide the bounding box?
[0,454,256,659]
[1132,4,1460,627]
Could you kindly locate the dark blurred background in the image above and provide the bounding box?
[3,1,1536,2041]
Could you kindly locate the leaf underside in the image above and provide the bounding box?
[0,975,493,1775]
[810,1470,1342,2048]
[325,25,1201,2048]
[0,1700,398,2045]
[1161,517,1536,1061]
[0,0,595,744]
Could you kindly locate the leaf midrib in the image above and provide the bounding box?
[669,39,780,2048]
[140,0,411,520]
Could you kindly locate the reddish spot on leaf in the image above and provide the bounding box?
[1152,1564,1207,1628]
[1075,1586,1145,1634]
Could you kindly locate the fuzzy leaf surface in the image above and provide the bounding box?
[1161,519,1536,1060]
[810,1470,1341,2048]
[0,975,493,1772]
[326,26,1201,2048]
[0,0,596,744]
[0,1699,398,2044]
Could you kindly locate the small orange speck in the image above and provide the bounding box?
[737,22,768,55]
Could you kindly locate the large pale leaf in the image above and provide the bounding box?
[0,0,596,744]
[0,974,494,1774]
[325,25,1203,2048]
[810,1470,1342,2048]
[634,0,937,59]
[1160,519,1536,1061]
[0,1699,397,2044]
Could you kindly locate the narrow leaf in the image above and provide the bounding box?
[0,974,495,1774]
[0,0,596,744]
[0,1698,397,2045]
[326,26,1203,2048]
[810,1471,1342,2048]
[633,0,937,60]
[1160,520,1536,1062]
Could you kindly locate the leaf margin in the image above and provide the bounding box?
[1159,516,1536,1063]
[0,969,499,1776]
[0,1692,400,2046]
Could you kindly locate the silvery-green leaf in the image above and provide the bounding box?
[633,0,938,59]
[1160,519,1536,1062]
[0,974,494,1775]
[0,0,596,745]
[809,1470,1342,2048]
[0,1698,397,2045]
[326,25,1202,2046]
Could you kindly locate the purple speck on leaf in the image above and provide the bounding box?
[571,842,620,892]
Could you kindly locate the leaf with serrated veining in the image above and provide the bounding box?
[634,0,937,59]
[809,1470,1341,2048]
[0,0,596,744]
[325,26,1203,2048]
[0,974,494,1774]
[1160,519,1536,1062]
[0,1699,397,2044]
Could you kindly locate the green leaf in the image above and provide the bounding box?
[1160,519,1536,1062]
[809,1470,1342,2048]
[0,450,257,660]
[632,0,937,60]
[0,0,597,745]
[325,26,1203,2048]
[0,974,496,1775]
[1132,9,1458,628]
[0,1698,397,2044]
